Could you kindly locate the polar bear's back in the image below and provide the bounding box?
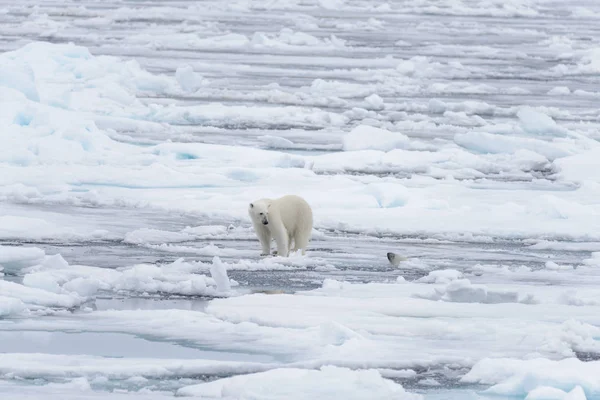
[272,195,313,235]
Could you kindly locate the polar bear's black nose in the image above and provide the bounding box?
[262,221,268,225]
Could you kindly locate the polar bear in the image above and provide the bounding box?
[248,195,313,257]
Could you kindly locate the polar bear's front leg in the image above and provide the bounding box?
[271,223,289,257]
[259,231,272,256]
[253,222,271,256]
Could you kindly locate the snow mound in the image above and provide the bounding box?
[0,249,89,316]
[177,366,422,399]
[517,107,568,137]
[0,41,171,109]
[417,269,464,284]
[259,135,295,149]
[364,94,385,110]
[454,131,571,160]
[416,279,535,304]
[210,257,232,293]
[0,246,46,273]
[365,182,410,208]
[0,57,39,101]
[0,280,85,310]
[548,86,571,95]
[0,296,27,317]
[23,256,237,298]
[343,125,411,152]
[462,357,600,399]
[321,279,352,290]
[176,64,206,93]
[554,147,600,184]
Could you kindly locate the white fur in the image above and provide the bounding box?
[248,195,313,257]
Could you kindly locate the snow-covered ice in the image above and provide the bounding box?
[1,0,600,398]
[177,366,423,399]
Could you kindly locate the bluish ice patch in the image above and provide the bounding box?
[383,198,407,208]
[27,145,39,156]
[176,152,198,160]
[0,66,39,102]
[13,111,33,126]
[47,100,68,109]
[9,156,33,167]
[371,193,407,208]
[80,139,92,151]
[226,168,261,182]
[59,45,92,59]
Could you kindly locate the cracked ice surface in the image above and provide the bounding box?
[1,0,600,398]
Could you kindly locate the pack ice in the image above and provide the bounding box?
[1,0,600,399]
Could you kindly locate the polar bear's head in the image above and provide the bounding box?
[249,200,271,226]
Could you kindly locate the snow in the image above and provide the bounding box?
[22,255,237,298]
[0,297,27,318]
[209,257,232,293]
[517,107,568,137]
[342,125,411,152]
[454,131,572,160]
[0,36,598,241]
[0,279,85,310]
[175,65,205,93]
[0,381,175,400]
[548,87,571,96]
[177,366,422,399]
[417,269,464,284]
[415,278,535,304]
[462,358,600,399]
[1,0,600,398]
[0,246,45,273]
[526,386,586,400]
[555,146,600,184]
[0,353,273,379]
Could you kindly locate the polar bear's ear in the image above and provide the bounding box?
[249,203,254,208]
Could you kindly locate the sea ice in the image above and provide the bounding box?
[342,125,411,152]
[1,1,600,398]
[175,65,205,93]
[177,365,423,400]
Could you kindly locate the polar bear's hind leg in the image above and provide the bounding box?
[292,228,310,255]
